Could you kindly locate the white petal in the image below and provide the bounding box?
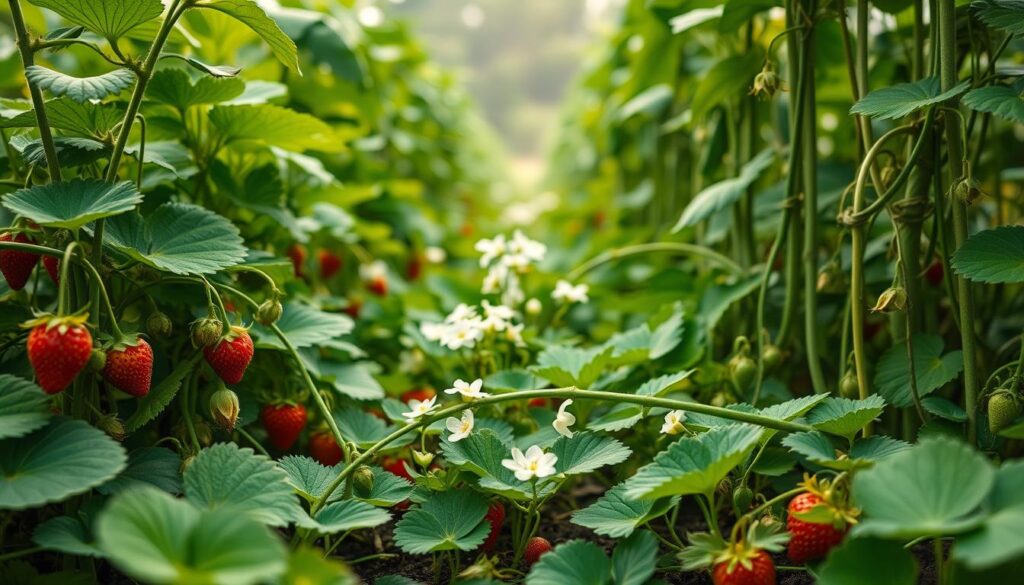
[446,417,462,433]
[514,469,534,482]
[524,445,544,461]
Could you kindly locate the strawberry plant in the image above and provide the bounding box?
[2,0,1024,584]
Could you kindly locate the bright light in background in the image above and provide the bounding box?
[358,5,385,27]
[461,4,485,29]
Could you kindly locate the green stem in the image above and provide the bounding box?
[849,124,918,435]
[310,387,814,515]
[7,0,61,181]
[939,0,980,444]
[236,426,270,458]
[0,546,43,562]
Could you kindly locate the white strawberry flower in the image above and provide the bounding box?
[552,399,576,439]
[425,246,447,264]
[445,410,474,442]
[444,378,488,401]
[402,396,438,421]
[661,410,686,435]
[445,303,478,323]
[501,445,558,481]
[441,318,484,350]
[508,229,546,263]
[475,234,507,267]
[552,280,589,304]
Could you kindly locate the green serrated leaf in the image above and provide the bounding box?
[572,483,678,538]
[27,0,164,39]
[972,0,1024,35]
[319,360,384,400]
[962,85,1024,124]
[302,499,391,534]
[807,396,886,440]
[0,418,127,510]
[850,77,970,119]
[33,515,103,557]
[147,68,245,109]
[953,461,1024,570]
[124,353,200,432]
[783,431,910,471]
[25,66,134,103]
[334,408,414,451]
[394,490,489,554]
[184,443,304,527]
[98,447,182,496]
[19,136,110,168]
[210,104,342,152]
[623,425,762,499]
[875,334,963,408]
[674,148,775,230]
[0,374,51,440]
[104,203,246,275]
[252,303,353,350]
[952,226,1024,283]
[3,179,142,230]
[552,432,631,475]
[0,99,125,137]
[532,345,612,388]
[441,430,552,500]
[852,436,994,539]
[195,0,301,73]
[96,486,287,584]
[611,530,658,585]
[526,539,611,585]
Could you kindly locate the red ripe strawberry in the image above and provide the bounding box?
[43,256,59,285]
[524,536,552,566]
[27,316,93,394]
[383,456,413,481]
[368,275,388,297]
[787,492,846,564]
[317,249,342,279]
[401,388,435,404]
[712,549,776,585]
[343,297,362,319]
[527,397,550,408]
[0,233,40,291]
[260,403,307,451]
[287,244,307,278]
[406,255,423,281]
[482,502,505,552]
[309,431,342,466]
[103,338,154,397]
[203,326,254,385]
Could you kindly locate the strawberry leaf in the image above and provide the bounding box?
[572,483,679,538]
[0,374,51,440]
[526,539,611,585]
[394,490,490,554]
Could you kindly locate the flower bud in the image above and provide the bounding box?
[412,449,434,468]
[525,298,542,316]
[209,388,240,431]
[97,415,126,441]
[256,297,283,326]
[353,465,375,497]
[871,286,907,314]
[751,62,781,98]
[146,311,173,338]
[191,317,222,347]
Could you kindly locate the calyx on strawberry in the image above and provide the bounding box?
[102,336,154,397]
[0,232,40,291]
[260,402,307,451]
[25,314,93,394]
[203,326,254,385]
[679,519,788,585]
[482,502,505,552]
[786,474,859,564]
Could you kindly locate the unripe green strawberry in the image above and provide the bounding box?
[729,354,757,393]
[761,345,783,371]
[147,311,173,338]
[840,370,859,398]
[353,465,375,497]
[191,317,222,348]
[733,485,754,514]
[256,297,283,326]
[988,391,1021,434]
[88,348,107,372]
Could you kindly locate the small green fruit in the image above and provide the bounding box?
[256,297,283,326]
[988,391,1021,434]
[840,370,859,398]
[191,317,222,348]
[353,465,375,497]
[146,311,173,337]
[733,485,754,514]
[762,344,783,371]
[729,354,757,392]
[88,348,107,372]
